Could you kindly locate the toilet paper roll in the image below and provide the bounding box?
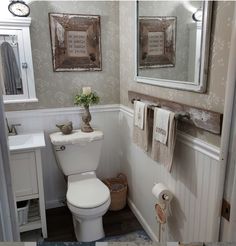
[152,183,173,203]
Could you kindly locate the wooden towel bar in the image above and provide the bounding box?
[128,90,223,135]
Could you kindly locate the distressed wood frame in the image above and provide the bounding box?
[139,16,176,68]
[49,13,102,72]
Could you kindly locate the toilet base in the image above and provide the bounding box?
[73,215,105,242]
[67,188,111,242]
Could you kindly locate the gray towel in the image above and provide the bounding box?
[151,109,177,172]
[1,42,22,95]
[0,48,6,95]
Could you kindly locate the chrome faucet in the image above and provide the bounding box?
[6,118,21,136]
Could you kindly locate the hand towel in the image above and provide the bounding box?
[134,101,145,130]
[0,48,6,95]
[151,109,177,172]
[1,42,22,95]
[133,102,149,152]
[153,108,170,145]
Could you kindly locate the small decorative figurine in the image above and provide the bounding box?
[74,87,100,132]
[56,121,73,135]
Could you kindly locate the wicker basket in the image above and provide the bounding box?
[103,173,128,211]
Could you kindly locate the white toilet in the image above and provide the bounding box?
[50,129,111,242]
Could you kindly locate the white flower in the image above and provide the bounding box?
[82,87,92,95]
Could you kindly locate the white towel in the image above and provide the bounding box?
[151,110,177,172]
[134,101,145,130]
[153,108,170,145]
[133,102,150,152]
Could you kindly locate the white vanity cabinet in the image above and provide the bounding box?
[0,17,37,104]
[9,133,47,238]
[10,151,38,198]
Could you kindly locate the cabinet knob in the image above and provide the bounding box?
[22,62,28,69]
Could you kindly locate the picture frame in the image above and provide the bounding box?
[139,16,176,69]
[49,13,102,72]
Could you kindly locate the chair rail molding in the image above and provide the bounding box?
[6,104,220,161]
[6,104,121,119]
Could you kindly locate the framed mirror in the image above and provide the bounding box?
[0,32,25,97]
[0,18,37,104]
[135,1,212,92]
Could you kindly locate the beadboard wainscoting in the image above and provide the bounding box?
[119,105,221,242]
[6,105,121,209]
[6,104,222,242]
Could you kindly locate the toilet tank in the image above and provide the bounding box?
[50,130,104,176]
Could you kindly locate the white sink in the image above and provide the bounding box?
[8,132,46,151]
[9,135,31,147]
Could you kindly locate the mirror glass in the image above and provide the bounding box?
[136,1,212,92]
[0,34,23,95]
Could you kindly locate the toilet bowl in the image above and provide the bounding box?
[67,172,110,242]
[50,130,110,242]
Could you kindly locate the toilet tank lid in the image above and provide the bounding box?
[50,129,104,145]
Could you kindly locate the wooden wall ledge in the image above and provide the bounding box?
[128,90,223,135]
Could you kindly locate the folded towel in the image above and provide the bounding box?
[133,102,149,152]
[151,109,177,172]
[134,101,145,130]
[153,108,170,145]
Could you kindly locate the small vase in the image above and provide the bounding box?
[81,106,94,132]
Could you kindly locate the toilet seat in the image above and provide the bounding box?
[67,173,110,209]
[67,197,111,220]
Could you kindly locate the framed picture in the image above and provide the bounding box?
[139,16,176,69]
[49,13,102,72]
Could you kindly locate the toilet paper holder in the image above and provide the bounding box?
[162,194,170,201]
[152,182,173,203]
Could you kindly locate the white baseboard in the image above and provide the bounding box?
[47,197,157,242]
[45,199,66,209]
[47,196,159,242]
[127,197,159,242]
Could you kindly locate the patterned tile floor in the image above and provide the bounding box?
[37,229,151,246]
[35,242,236,246]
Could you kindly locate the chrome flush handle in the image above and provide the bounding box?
[55,145,66,151]
[22,62,28,69]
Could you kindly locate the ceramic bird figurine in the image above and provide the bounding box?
[56,121,73,135]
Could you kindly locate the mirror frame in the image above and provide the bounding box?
[135,1,213,93]
[0,17,38,104]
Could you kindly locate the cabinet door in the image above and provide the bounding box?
[10,152,38,197]
[0,29,29,101]
[0,18,37,104]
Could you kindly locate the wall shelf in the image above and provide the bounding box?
[20,220,42,233]
[19,199,41,233]
[128,90,223,135]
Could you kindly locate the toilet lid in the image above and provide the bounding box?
[50,130,103,146]
[67,177,110,209]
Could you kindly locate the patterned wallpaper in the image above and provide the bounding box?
[5,1,120,111]
[4,1,235,146]
[119,1,235,146]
